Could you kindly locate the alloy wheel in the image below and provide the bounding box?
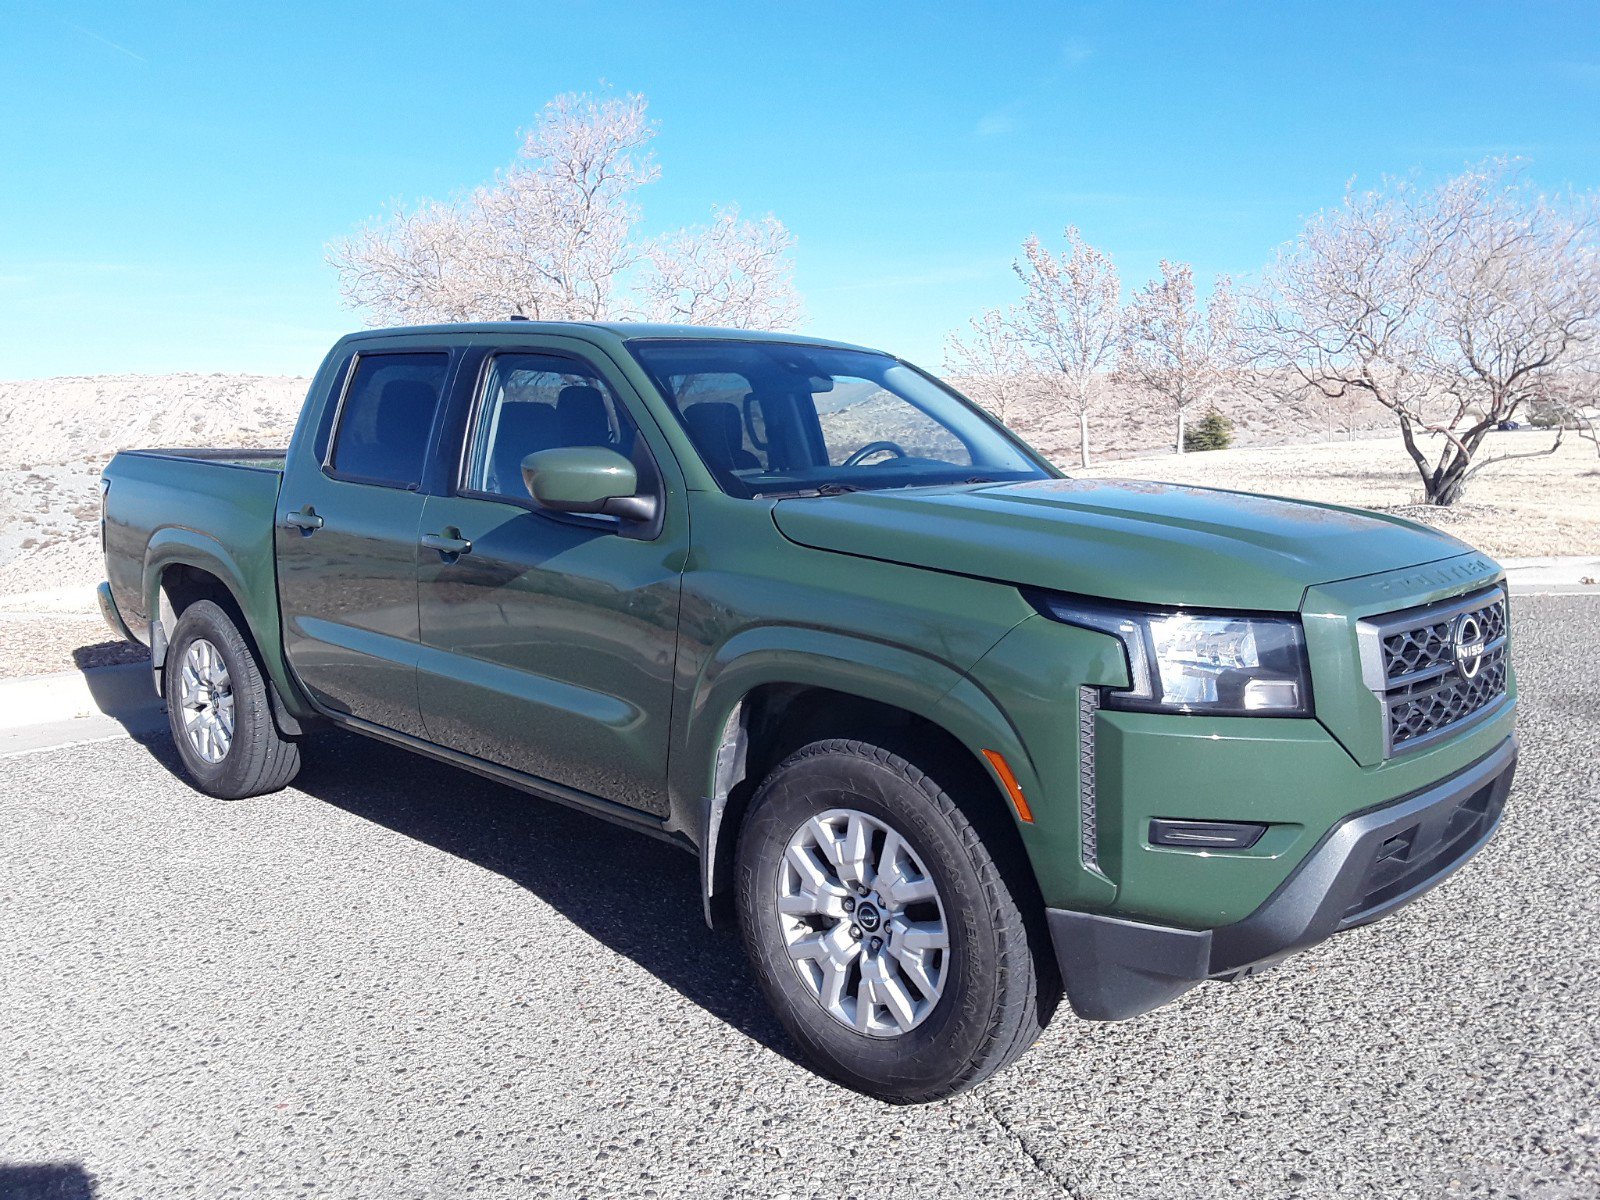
[776,807,950,1037]
[178,637,235,764]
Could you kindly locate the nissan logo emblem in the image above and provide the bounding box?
[1452,613,1486,681]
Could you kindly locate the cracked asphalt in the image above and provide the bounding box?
[1,595,1596,1199]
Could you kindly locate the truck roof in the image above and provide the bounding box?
[333,320,885,356]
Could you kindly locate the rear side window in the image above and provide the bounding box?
[327,353,450,487]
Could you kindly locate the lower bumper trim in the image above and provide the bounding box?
[1050,735,1517,1021]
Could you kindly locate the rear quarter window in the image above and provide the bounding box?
[327,353,450,487]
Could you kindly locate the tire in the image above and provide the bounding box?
[736,738,1053,1103]
[164,599,301,799]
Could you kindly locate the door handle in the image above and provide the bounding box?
[283,507,323,533]
[421,530,473,559]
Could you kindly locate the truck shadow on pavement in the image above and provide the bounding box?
[138,728,801,1066]
[0,1163,97,1199]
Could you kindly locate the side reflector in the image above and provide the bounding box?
[982,749,1033,823]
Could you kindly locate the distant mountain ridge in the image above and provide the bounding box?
[0,369,1388,597]
[0,372,309,469]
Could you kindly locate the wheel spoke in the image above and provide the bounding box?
[875,828,904,881]
[897,920,948,952]
[786,931,830,963]
[777,883,847,920]
[817,952,851,1014]
[864,955,918,1030]
[805,816,845,874]
[853,978,877,1031]
[784,843,831,892]
[885,874,937,906]
[889,944,939,999]
[840,812,871,886]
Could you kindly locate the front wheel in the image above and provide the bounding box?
[165,599,301,799]
[736,739,1053,1103]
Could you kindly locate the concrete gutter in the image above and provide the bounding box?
[0,662,164,756]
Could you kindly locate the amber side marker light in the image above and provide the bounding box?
[981,749,1033,823]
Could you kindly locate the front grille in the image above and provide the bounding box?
[1360,587,1509,755]
[1380,594,1507,682]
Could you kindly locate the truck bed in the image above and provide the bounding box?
[101,447,287,647]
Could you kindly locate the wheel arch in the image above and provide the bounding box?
[683,630,1044,931]
[142,528,311,733]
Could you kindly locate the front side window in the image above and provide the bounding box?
[629,340,1052,498]
[327,353,450,487]
[462,353,636,501]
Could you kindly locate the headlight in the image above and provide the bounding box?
[1030,594,1312,716]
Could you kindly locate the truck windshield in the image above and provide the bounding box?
[628,339,1055,499]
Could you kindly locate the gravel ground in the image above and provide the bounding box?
[1,597,1596,1199]
[0,612,148,679]
[1079,433,1600,559]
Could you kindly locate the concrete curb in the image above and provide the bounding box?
[0,662,160,731]
[1500,556,1600,596]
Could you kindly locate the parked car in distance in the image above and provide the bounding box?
[99,322,1517,1102]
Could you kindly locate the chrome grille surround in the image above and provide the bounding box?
[1357,585,1510,756]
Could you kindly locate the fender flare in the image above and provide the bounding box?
[679,625,1042,924]
[141,527,311,730]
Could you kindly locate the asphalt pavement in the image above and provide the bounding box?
[2,596,1596,1199]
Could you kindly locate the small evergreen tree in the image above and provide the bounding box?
[1183,407,1235,452]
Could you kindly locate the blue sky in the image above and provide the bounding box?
[3,0,1597,379]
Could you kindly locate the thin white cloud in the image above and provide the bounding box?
[64,20,147,63]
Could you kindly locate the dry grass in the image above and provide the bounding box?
[1078,430,1600,558]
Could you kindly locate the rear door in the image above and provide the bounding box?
[275,347,454,737]
[415,340,686,815]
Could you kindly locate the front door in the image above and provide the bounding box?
[276,349,453,737]
[415,347,684,815]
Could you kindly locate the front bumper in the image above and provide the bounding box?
[1049,735,1517,1020]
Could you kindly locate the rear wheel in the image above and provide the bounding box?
[165,600,300,799]
[736,738,1053,1103]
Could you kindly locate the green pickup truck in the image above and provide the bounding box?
[100,322,1517,1102]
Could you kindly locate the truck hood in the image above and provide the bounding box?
[771,478,1475,611]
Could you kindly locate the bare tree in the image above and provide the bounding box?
[1578,403,1600,458]
[328,92,801,329]
[1121,261,1239,453]
[942,306,1031,425]
[638,206,802,329]
[1011,228,1122,468]
[1246,165,1600,504]
[1421,174,1599,497]
[1532,363,1600,457]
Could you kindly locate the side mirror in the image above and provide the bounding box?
[521,446,658,524]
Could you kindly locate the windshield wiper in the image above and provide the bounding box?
[754,482,863,500]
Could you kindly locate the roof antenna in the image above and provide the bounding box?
[507,313,530,321]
